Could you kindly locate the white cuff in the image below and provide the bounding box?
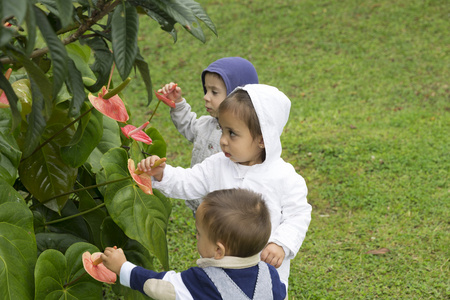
[119,261,137,287]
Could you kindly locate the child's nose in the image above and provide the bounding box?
[220,134,227,146]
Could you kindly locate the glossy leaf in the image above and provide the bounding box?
[36,232,87,256]
[0,68,21,131]
[0,109,21,185]
[34,6,69,99]
[100,148,171,269]
[22,78,47,158]
[87,116,121,173]
[35,243,102,299]
[143,127,167,158]
[11,79,33,120]
[135,51,153,105]
[55,0,74,29]
[66,58,87,117]
[0,0,27,47]
[78,184,107,248]
[112,2,139,81]
[19,108,78,212]
[66,43,96,81]
[84,37,113,93]
[183,0,217,36]
[61,108,103,168]
[24,0,36,55]
[0,180,36,300]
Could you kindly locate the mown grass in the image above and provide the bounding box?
[117,0,449,298]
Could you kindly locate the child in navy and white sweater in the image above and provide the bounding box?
[101,188,286,300]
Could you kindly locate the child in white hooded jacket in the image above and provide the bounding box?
[139,84,312,291]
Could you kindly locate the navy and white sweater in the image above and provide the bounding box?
[119,254,286,300]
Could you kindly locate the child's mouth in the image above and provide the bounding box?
[223,152,231,158]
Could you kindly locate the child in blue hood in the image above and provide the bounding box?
[158,57,259,212]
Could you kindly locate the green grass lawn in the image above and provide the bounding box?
[118,0,449,298]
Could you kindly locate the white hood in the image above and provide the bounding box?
[238,84,291,163]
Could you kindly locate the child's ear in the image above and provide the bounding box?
[214,242,226,259]
[258,137,265,149]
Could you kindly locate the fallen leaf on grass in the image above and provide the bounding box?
[366,248,390,255]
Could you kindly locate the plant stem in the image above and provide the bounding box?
[148,100,161,123]
[45,203,106,225]
[20,106,95,162]
[40,176,131,204]
[64,272,87,288]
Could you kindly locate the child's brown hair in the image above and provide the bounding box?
[196,188,271,257]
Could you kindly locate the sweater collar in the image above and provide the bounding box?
[196,253,260,269]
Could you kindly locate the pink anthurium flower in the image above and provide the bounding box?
[128,159,153,195]
[0,68,12,108]
[82,251,116,284]
[88,87,129,123]
[0,92,8,108]
[121,121,152,145]
[155,90,176,108]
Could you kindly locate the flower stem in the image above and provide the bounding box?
[21,106,95,162]
[64,271,87,288]
[148,100,161,123]
[45,203,106,225]
[40,176,131,205]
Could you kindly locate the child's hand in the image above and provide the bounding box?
[101,247,127,276]
[158,82,182,103]
[137,155,166,181]
[260,243,285,268]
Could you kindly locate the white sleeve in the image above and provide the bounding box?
[269,169,312,258]
[162,271,194,300]
[170,99,198,143]
[152,161,212,200]
[119,261,137,287]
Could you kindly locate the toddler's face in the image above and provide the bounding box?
[218,110,264,166]
[203,73,227,118]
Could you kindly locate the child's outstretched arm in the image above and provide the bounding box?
[101,247,127,276]
[137,155,166,181]
[158,82,183,103]
[260,243,285,268]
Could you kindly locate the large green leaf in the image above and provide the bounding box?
[0,0,28,47]
[86,116,121,173]
[0,68,21,131]
[55,0,74,29]
[78,185,107,248]
[34,6,69,100]
[84,37,113,93]
[19,108,78,212]
[135,51,153,105]
[182,0,217,36]
[36,232,87,256]
[112,2,139,81]
[66,58,87,117]
[100,147,170,269]
[0,179,36,300]
[103,218,154,300]
[129,0,178,41]
[21,78,47,158]
[61,108,103,168]
[66,43,96,81]
[35,243,102,300]
[0,109,21,185]
[143,127,167,158]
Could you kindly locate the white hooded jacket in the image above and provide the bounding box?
[153,84,312,286]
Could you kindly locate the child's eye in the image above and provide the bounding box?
[230,131,236,137]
